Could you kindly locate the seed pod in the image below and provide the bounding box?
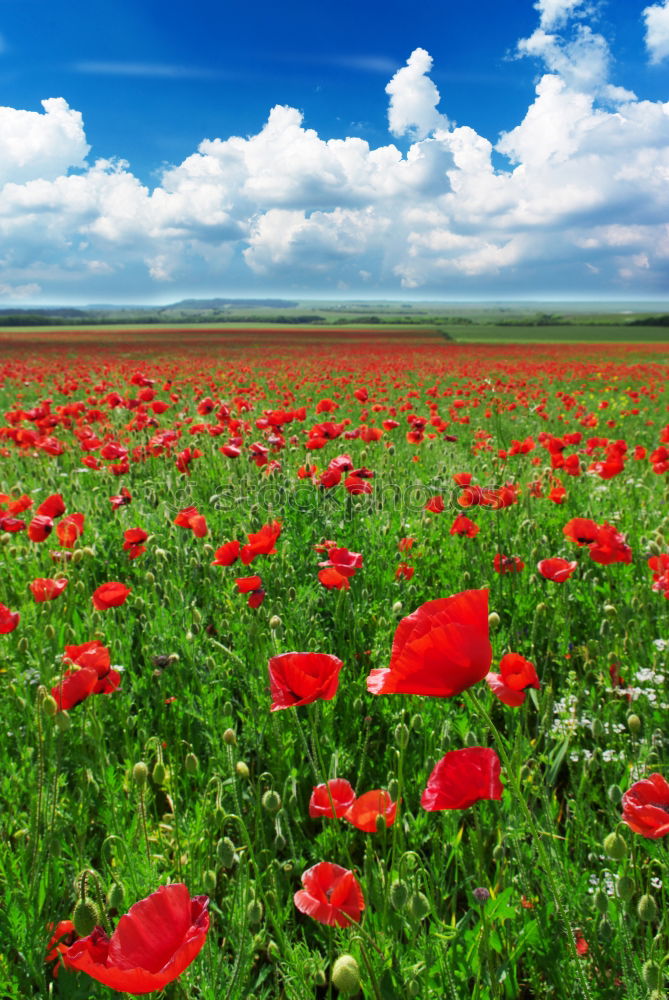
[262,790,281,814]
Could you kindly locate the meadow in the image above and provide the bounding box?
[1,325,668,999]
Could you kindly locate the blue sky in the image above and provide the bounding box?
[0,0,668,302]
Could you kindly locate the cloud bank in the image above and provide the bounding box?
[0,2,667,301]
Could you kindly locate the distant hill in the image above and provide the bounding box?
[164,298,299,310]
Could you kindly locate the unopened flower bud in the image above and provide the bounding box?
[598,917,614,943]
[394,723,410,749]
[390,880,409,910]
[409,891,431,920]
[593,889,609,914]
[152,761,166,785]
[488,612,500,629]
[642,961,662,990]
[217,837,236,867]
[107,881,125,910]
[42,694,59,718]
[603,604,616,618]
[332,954,361,995]
[607,784,622,804]
[202,869,217,895]
[627,714,641,734]
[262,789,281,814]
[236,761,250,779]
[638,894,658,922]
[184,752,199,774]
[615,875,635,901]
[392,601,403,615]
[269,615,282,630]
[132,761,149,786]
[44,624,55,640]
[375,814,387,834]
[603,831,626,860]
[247,899,263,926]
[73,898,100,937]
[387,778,399,800]
[223,728,237,746]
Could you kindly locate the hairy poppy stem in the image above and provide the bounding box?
[466,689,594,1000]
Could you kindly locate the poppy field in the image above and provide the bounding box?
[2,325,669,999]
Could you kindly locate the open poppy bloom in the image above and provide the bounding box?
[366,590,492,697]
[36,493,66,519]
[46,920,78,978]
[235,575,265,608]
[57,513,85,548]
[421,748,503,811]
[485,652,540,707]
[562,518,599,547]
[211,540,240,567]
[294,862,365,927]
[309,778,356,818]
[0,602,20,633]
[621,773,669,838]
[450,514,479,538]
[537,558,577,582]
[110,487,132,509]
[268,651,342,711]
[343,789,397,832]
[92,582,131,610]
[30,577,68,602]
[240,520,282,564]
[123,528,148,560]
[424,495,445,514]
[28,514,54,542]
[493,554,524,574]
[64,883,209,995]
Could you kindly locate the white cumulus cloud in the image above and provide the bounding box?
[644,0,669,63]
[385,48,449,139]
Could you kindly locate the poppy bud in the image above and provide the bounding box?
[462,571,471,583]
[314,969,327,986]
[42,693,59,718]
[332,954,361,995]
[247,899,263,926]
[267,940,279,961]
[375,814,387,833]
[535,602,547,615]
[394,723,410,749]
[592,889,609,914]
[407,980,421,997]
[353,697,364,714]
[262,790,281,814]
[55,710,71,732]
[409,891,431,920]
[236,761,250,779]
[642,961,662,990]
[488,612,500,629]
[607,784,622,804]
[638,894,658,922]
[269,615,282,630]
[615,876,635,901]
[107,881,125,910]
[145,571,156,586]
[492,844,505,862]
[626,714,641,734]
[44,624,55,640]
[132,762,149,787]
[185,752,199,774]
[603,831,626,860]
[0,533,9,544]
[152,762,167,785]
[603,604,616,618]
[390,880,409,910]
[192,608,202,624]
[598,917,614,943]
[392,601,403,615]
[73,898,100,937]
[17,637,28,654]
[202,870,217,895]
[387,778,399,800]
[223,728,237,746]
[217,837,236,867]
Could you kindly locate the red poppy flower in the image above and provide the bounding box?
[398,536,415,552]
[309,778,356,818]
[110,487,132,509]
[28,514,54,542]
[563,518,599,547]
[36,494,66,519]
[64,883,209,994]
[366,590,492,698]
[123,528,148,560]
[588,523,632,565]
[240,520,282,564]
[450,514,479,538]
[211,540,240,567]
[294,862,365,928]
[235,575,263,594]
[46,920,78,977]
[421,748,503,811]
[57,513,85,548]
[51,668,99,711]
[395,562,415,581]
[344,790,397,832]
[621,773,669,839]
[30,577,68,602]
[92,582,131,610]
[317,567,351,590]
[62,640,122,696]
[537,558,577,582]
[424,495,445,514]
[0,602,20,633]
[268,651,342,711]
[493,554,524,574]
[485,652,540,707]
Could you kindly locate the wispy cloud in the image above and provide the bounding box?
[72,61,231,80]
